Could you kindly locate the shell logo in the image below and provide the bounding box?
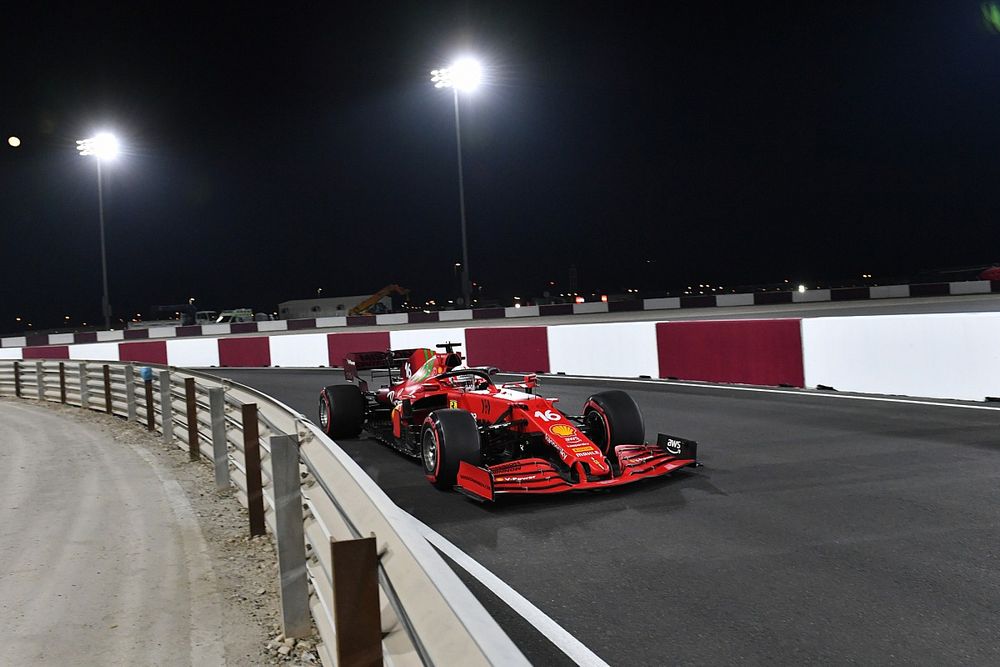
[549,424,577,437]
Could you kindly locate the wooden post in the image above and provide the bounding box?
[332,536,383,667]
[242,403,266,537]
[144,380,155,431]
[185,377,199,461]
[78,363,89,409]
[103,365,112,414]
[59,362,66,403]
[14,361,21,397]
[35,361,44,401]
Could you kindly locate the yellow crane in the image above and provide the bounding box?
[349,284,410,315]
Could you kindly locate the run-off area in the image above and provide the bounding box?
[219,368,1000,665]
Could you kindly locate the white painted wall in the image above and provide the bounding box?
[96,330,124,342]
[505,306,540,318]
[1,337,26,348]
[547,322,659,378]
[716,293,754,307]
[950,281,991,295]
[269,333,328,367]
[165,338,219,367]
[802,313,1000,401]
[0,348,23,360]
[48,333,75,345]
[643,297,680,310]
[68,342,121,361]
[389,327,467,353]
[375,313,409,326]
[439,310,473,321]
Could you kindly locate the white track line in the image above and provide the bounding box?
[532,374,1000,412]
[406,515,611,667]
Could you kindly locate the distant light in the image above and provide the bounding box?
[600,295,609,303]
[8,136,20,147]
[575,296,585,304]
[431,57,483,92]
[15,316,21,322]
[798,284,806,293]
[514,303,521,309]
[76,132,119,160]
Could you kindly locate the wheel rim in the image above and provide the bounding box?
[319,397,329,429]
[585,409,609,452]
[422,428,437,473]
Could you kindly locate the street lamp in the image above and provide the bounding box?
[76,132,119,330]
[431,57,482,308]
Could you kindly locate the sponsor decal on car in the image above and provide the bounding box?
[664,438,683,455]
[549,424,577,438]
[572,445,599,454]
[449,399,459,409]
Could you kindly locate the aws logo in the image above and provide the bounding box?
[549,424,577,438]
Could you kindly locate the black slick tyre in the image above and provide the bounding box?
[583,390,645,457]
[421,409,481,489]
[318,384,365,438]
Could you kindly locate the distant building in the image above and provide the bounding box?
[278,295,391,320]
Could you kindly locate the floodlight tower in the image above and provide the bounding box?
[431,57,482,308]
[76,132,120,330]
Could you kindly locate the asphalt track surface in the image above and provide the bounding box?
[0,400,224,665]
[218,369,1000,665]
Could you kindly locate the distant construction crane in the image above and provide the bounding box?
[349,284,410,316]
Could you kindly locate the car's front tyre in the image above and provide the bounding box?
[421,409,481,489]
[583,390,645,457]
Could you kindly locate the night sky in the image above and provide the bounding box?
[3,2,999,331]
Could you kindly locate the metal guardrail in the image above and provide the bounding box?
[0,359,527,667]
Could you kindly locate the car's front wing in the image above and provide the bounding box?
[455,435,698,502]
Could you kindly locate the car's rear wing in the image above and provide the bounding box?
[343,349,419,381]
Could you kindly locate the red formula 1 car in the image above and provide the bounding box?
[317,342,699,501]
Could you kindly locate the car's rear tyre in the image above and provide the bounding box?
[318,384,365,438]
[583,390,645,457]
[422,409,481,489]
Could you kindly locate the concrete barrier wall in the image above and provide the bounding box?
[547,322,660,378]
[656,319,804,386]
[5,314,998,401]
[801,313,1000,401]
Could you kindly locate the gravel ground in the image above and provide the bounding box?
[18,398,323,665]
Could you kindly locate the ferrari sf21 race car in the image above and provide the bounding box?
[318,342,699,501]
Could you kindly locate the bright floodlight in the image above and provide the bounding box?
[8,136,20,147]
[431,57,482,92]
[76,132,120,160]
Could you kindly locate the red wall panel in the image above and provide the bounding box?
[327,331,391,367]
[22,345,69,360]
[656,319,804,387]
[218,337,271,367]
[465,326,550,373]
[118,341,168,365]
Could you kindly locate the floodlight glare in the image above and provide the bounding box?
[76,132,119,160]
[430,57,482,92]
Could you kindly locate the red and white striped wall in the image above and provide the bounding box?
[4,313,999,401]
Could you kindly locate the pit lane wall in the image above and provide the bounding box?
[2,312,997,401]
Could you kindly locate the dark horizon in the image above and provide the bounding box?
[3,2,999,330]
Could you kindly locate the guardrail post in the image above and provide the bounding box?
[185,377,199,461]
[125,365,137,422]
[271,433,310,639]
[35,361,44,401]
[331,536,383,666]
[102,365,112,414]
[159,371,173,443]
[209,388,230,492]
[59,362,66,404]
[144,379,155,431]
[78,363,89,409]
[13,361,20,398]
[242,403,267,537]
